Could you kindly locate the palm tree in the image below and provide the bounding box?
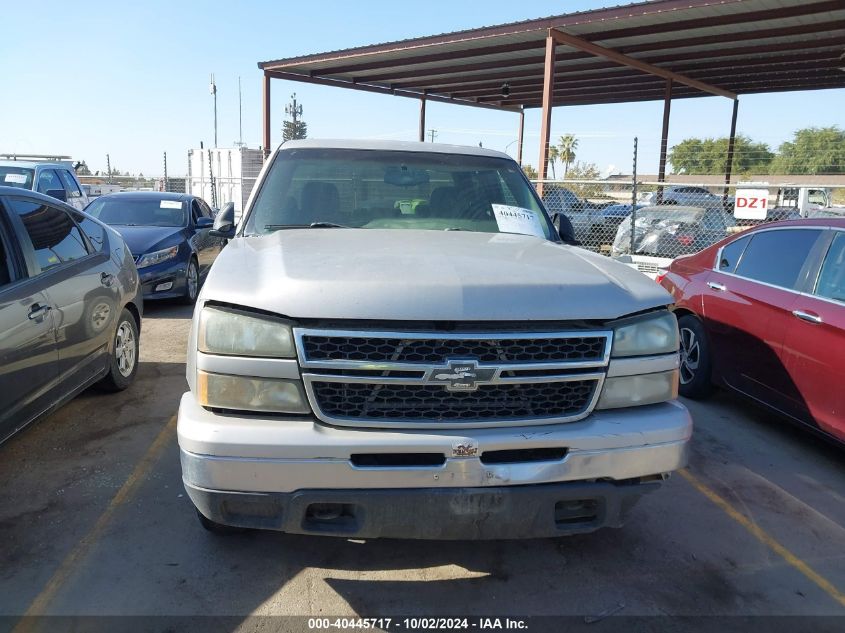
[557,134,578,179]
[547,145,559,180]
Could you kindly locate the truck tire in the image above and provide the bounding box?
[677,314,713,399]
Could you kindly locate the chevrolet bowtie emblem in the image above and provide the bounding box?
[428,360,496,391]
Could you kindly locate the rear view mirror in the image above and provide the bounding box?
[195,216,214,229]
[210,202,236,238]
[384,166,430,187]
[45,189,67,202]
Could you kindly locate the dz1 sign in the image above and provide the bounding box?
[734,188,769,220]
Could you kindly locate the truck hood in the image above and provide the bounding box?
[203,229,671,322]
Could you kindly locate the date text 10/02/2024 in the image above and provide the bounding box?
[307,618,529,630]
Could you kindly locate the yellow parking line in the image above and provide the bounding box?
[13,415,177,630]
[679,468,845,609]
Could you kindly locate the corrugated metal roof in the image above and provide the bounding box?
[259,0,845,109]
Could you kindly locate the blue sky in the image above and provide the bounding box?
[2,0,842,176]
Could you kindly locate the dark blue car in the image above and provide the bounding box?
[85,192,223,302]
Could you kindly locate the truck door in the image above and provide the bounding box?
[58,168,89,211]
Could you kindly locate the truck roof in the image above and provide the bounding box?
[0,160,73,169]
[277,138,512,160]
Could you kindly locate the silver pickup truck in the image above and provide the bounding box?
[177,139,692,539]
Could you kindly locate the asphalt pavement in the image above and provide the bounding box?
[1,301,843,629]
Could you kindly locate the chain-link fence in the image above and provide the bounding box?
[536,179,845,275]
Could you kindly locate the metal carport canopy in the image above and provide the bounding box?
[257,0,845,178]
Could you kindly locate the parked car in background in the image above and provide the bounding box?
[0,158,89,211]
[641,185,723,207]
[611,205,731,259]
[542,186,618,246]
[659,218,845,444]
[85,192,223,303]
[0,187,142,444]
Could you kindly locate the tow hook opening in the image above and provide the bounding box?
[303,503,359,533]
[554,499,599,526]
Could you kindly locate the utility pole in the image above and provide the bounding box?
[237,76,244,148]
[210,73,218,148]
[163,152,168,192]
[428,129,438,143]
[106,154,112,184]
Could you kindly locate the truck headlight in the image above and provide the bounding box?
[197,371,309,413]
[611,311,678,357]
[597,370,678,410]
[136,245,178,269]
[198,306,295,358]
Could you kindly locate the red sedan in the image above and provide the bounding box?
[658,218,845,444]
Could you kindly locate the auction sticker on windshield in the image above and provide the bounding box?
[492,204,545,238]
[160,200,182,209]
[4,173,27,184]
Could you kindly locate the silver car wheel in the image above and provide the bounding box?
[679,327,700,385]
[186,261,198,301]
[115,321,137,378]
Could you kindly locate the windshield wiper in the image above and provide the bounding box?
[264,222,350,230]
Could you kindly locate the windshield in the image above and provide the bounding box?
[244,148,555,240]
[0,166,35,189]
[86,197,186,227]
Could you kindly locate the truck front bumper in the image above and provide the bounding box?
[178,393,692,538]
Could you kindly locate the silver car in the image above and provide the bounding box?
[0,159,90,211]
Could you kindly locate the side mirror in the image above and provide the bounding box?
[195,216,214,229]
[552,213,580,246]
[210,202,236,238]
[45,189,67,202]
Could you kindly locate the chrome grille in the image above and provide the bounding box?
[295,327,612,429]
[302,335,606,364]
[312,380,597,422]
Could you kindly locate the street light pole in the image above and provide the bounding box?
[504,139,520,156]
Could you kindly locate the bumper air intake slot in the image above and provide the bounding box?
[480,447,568,465]
[351,453,446,467]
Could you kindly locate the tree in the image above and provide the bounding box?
[769,126,845,175]
[668,136,773,175]
[557,134,578,178]
[283,119,308,141]
[282,93,308,141]
[546,145,559,179]
[564,161,603,198]
[522,164,538,179]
